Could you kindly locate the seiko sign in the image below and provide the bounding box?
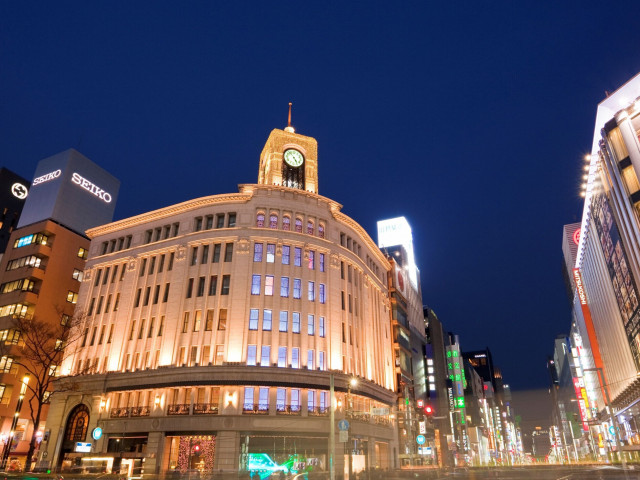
[32,169,61,186]
[71,172,112,203]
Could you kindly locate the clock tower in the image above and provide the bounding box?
[257,104,318,193]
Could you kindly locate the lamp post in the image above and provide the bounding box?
[329,374,335,480]
[347,378,357,480]
[1,374,29,470]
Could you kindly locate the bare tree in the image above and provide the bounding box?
[0,311,85,472]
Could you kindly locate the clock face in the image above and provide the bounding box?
[284,149,304,167]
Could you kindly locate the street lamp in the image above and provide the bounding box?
[1,374,29,470]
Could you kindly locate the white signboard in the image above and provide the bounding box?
[339,430,348,443]
[75,442,92,453]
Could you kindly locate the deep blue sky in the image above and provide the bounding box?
[2,2,640,398]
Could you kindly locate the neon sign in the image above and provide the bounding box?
[11,183,28,199]
[573,228,581,246]
[32,169,61,186]
[71,172,112,203]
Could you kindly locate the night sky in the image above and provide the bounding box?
[2,2,640,411]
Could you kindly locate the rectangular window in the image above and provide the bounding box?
[264,275,274,296]
[98,325,106,344]
[253,243,263,262]
[247,345,257,366]
[320,253,325,272]
[319,351,326,370]
[294,247,302,267]
[138,319,146,339]
[67,291,78,304]
[308,281,315,301]
[205,310,214,331]
[266,244,275,263]
[308,314,314,335]
[251,275,261,295]
[186,278,194,298]
[193,310,202,332]
[201,245,209,263]
[258,387,269,411]
[308,250,315,270]
[249,309,259,330]
[205,215,213,229]
[153,285,160,304]
[158,254,165,272]
[94,269,102,286]
[282,245,290,265]
[308,350,315,370]
[158,317,164,336]
[212,244,221,263]
[88,298,95,315]
[148,257,155,275]
[308,389,315,411]
[293,279,301,299]
[129,321,136,341]
[278,347,287,368]
[209,276,218,295]
[111,264,118,282]
[197,277,205,297]
[139,259,147,277]
[276,388,286,411]
[163,283,170,302]
[224,243,233,262]
[280,277,289,297]
[279,311,288,332]
[143,286,151,306]
[105,294,112,312]
[261,346,270,366]
[228,213,236,227]
[96,296,104,314]
[182,312,189,333]
[292,348,299,369]
[244,387,254,409]
[218,309,227,330]
[148,317,155,338]
[191,247,198,266]
[72,268,84,281]
[215,345,224,365]
[216,214,225,229]
[263,309,272,331]
[168,252,175,271]
[108,324,114,343]
[195,217,203,231]
[292,312,300,334]
[319,284,326,304]
[221,275,230,295]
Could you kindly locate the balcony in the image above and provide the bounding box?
[131,406,150,417]
[167,403,190,415]
[308,406,329,417]
[276,404,301,415]
[193,403,219,415]
[242,403,269,415]
[346,411,371,423]
[110,407,131,418]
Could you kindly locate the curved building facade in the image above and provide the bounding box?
[41,127,398,477]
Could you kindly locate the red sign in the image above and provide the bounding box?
[573,228,581,246]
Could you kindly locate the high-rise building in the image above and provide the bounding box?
[41,123,398,477]
[0,149,119,472]
[0,168,30,258]
[571,72,640,460]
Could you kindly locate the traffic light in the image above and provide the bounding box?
[424,404,434,416]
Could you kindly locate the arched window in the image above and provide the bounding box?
[307,221,314,235]
[256,213,265,228]
[318,224,325,239]
[282,216,291,231]
[64,404,90,442]
[269,214,278,229]
[295,218,303,233]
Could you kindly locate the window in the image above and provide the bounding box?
[319,317,325,337]
[283,216,291,231]
[201,245,209,263]
[182,312,189,333]
[205,215,213,229]
[72,268,83,281]
[221,275,230,295]
[88,298,96,315]
[78,247,88,259]
[319,351,326,370]
[227,213,236,227]
[153,285,160,304]
[318,224,325,238]
[94,269,102,286]
[157,317,164,336]
[138,319,146,339]
[148,317,155,338]
[134,288,142,307]
[258,387,269,411]
[320,253,325,272]
[105,294,112,312]
[276,388,286,411]
[293,279,301,299]
[216,214,225,228]
[244,387,254,410]
[148,258,155,275]
[139,258,147,277]
[308,281,315,301]
[129,321,136,341]
[191,247,198,266]
[266,244,275,263]
[319,284,326,304]
[0,356,14,373]
[186,279,194,298]
[247,345,257,366]
[251,275,261,295]
[209,276,217,295]
[282,245,290,265]
[292,312,300,333]
[14,233,48,249]
[307,221,314,235]
[294,247,302,266]
[218,309,227,330]
[224,243,233,262]
[205,310,214,331]
[263,310,272,331]
[163,284,170,302]
[6,255,42,271]
[280,277,289,297]
[197,277,205,297]
[253,243,263,262]
[212,244,221,263]
[278,347,287,367]
[295,218,302,233]
[269,214,278,229]
[308,315,315,335]
[279,311,288,332]
[67,291,78,304]
[193,311,201,332]
[168,252,175,271]
[249,309,259,330]
[194,217,203,231]
[143,287,151,306]
[261,346,270,366]
[111,265,119,282]
[172,223,180,237]
[292,348,300,368]
[308,250,315,270]
[108,324,114,342]
[215,345,224,365]
[264,275,274,296]
[308,350,315,370]
[256,213,265,227]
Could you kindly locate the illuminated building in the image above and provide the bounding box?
[0,149,119,470]
[0,168,30,259]
[41,122,398,477]
[571,72,640,461]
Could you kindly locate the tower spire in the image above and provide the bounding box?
[284,102,295,133]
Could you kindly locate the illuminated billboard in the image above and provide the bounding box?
[377,216,418,287]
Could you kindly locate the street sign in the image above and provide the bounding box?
[419,421,426,434]
[416,435,426,445]
[92,427,103,440]
[338,419,350,431]
[339,430,348,443]
[75,442,92,453]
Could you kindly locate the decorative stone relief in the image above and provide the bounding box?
[175,245,187,261]
[330,253,340,268]
[237,238,250,254]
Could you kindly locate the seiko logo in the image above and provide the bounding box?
[71,172,112,203]
[32,169,61,186]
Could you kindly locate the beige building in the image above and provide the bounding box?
[42,126,398,477]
